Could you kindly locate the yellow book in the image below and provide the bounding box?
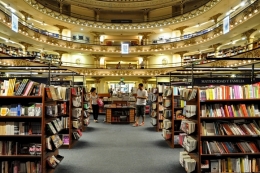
[240,158,245,173]
[227,158,232,173]
[7,78,16,96]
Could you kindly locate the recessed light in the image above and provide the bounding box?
[81,28,83,30]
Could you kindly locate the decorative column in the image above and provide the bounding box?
[19,42,33,55]
[175,51,188,65]
[140,54,153,68]
[54,25,68,39]
[209,43,222,57]
[57,0,65,13]
[92,77,103,93]
[54,50,68,65]
[142,9,150,22]
[180,0,187,14]
[138,32,152,45]
[90,32,104,45]
[209,13,222,24]
[91,54,103,68]
[94,8,101,21]
[174,26,189,36]
[19,11,33,23]
[140,77,150,89]
[242,29,257,50]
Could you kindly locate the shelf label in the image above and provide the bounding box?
[215,153,221,156]
[252,135,258,137]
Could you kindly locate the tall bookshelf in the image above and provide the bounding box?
[161,86,185,148]
[179,84,260,173]
[150,87,159,131]
[179,88,199,173]
[157,87,163,132]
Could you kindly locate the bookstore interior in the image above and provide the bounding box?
[1,0,260,172]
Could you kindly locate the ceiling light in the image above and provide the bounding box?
[160,28,163,32]
[81,28,83,30]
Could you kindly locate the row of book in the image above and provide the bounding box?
[46,119,63,135]
[162,129,171,140]
[201,103,260,117]
[46,134,63,151]
[0,103,42,117]
[201,120,260,136]
[183,105,196,118]
[208,157,260,173]
[202,140,260,154]
[1,78,45,96]
[0,142,41,156]
[0,122,41,135]
[180,120,196,134]
[45,86,70,101]
[179,88,197,101]
[174,98,186,108]
[0,161,41,173]
[155,85,179,95]
[199,83,260,100]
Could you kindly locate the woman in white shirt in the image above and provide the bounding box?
[90,87,99,123]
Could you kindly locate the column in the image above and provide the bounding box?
[174,26,189,37]
[242,29,257,50]
[54,50,68,65]
[19,41,33,55]
[54,25,68,39]
[175,51,188,65]
[209,13,222,24]
[91,54,103,68]
[57,0,65,13]
[138,32,152,45]
[95,9,101,22]
[140,54,153,68]
[143,9,150,22]
[91,32,104,45]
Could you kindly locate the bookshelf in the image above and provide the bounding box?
[179,88,199,173]
[82,88,90,131]
[150,87,158,130]
[179,84,260,173]
[161,86,186,148]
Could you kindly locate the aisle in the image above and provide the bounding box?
[56,115,186,173]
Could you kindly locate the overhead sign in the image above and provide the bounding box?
[121,43,129,54]
[193,78,251,85]
[11,13,18,32]
[50,80,71,86]
[223,15,230,34]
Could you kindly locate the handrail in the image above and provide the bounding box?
[35,0,211,23]
[0,0,258,46]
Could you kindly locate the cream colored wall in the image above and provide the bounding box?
[61,54,95,67]
[157,77,170,82]
[149,54,172,68]
[172,54,182,67]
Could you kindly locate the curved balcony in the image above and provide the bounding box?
[24,0,221,28]
[34,0,211,23]
[0,0,259,55]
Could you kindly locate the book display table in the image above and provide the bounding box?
[105,106,135,124]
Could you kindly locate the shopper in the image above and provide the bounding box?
[116,62,121,69]
[90,87,99,123]
[133,83,148,127]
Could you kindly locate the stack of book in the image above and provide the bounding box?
[179,89,197,101]
[180,120,196,134]
[183,105,196,118]
[45,86,70,101]
[179,151,196,173]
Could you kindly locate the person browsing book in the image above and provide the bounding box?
[89,87,99,123]
[133,83,148,127]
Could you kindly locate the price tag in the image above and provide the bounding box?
[215,153,221,156]
[252,135,258,137]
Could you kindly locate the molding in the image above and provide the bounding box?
[23,0,221,29]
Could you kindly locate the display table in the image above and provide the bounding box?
[105,106,135,124]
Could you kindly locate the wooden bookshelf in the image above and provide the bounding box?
[157,90,163,132]
[150,87,159,131]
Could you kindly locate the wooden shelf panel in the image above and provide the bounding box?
[201,99,260,102]
[200,117,260,120]
[0,135,42,137]
[0,116,42,119]
[201,135,260,138]
[0,155,41,158]
[0,96,42,99]
[201,153,260,157]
